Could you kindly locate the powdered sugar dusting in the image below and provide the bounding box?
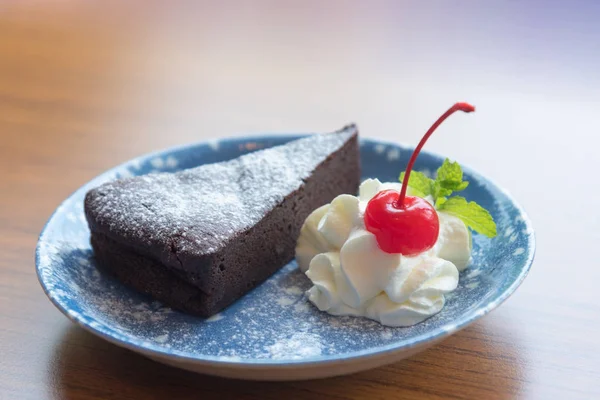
[294,302,310,313]
[284,286,303,295]
[267,332,322,359]
[154,334,169,343]
[206,313,224,322]
[466,269,482,279]
[86,129,356,256]
[276,296,295,307]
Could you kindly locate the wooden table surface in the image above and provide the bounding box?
[2,2,599,399]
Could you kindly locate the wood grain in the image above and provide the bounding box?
[2,2,600,399]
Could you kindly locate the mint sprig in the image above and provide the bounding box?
[437,196,497,238]
[399,158,497,238]
[435,158,469,192]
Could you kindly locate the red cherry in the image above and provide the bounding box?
[364,102,475,255]
[365,190,439,255]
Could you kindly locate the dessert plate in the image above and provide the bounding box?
[36,135,535,381]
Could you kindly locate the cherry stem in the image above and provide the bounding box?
[395,102,476,208]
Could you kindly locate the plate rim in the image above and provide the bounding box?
[35,134,536,367]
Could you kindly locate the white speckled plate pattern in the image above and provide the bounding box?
[36,135,535,380]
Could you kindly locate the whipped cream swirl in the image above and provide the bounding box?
[295,179,471,327]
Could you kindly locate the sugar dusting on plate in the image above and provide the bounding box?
[267,332,323,359]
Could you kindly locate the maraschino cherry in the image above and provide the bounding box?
[364,102,475,255]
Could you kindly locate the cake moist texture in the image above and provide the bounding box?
[85,125,360,317]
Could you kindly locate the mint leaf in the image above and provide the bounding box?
[432,181,453,200]
[447,180,469,191]
[435,196,447,209]
[438,196,497,238]
[399,170,433,198]
[437,159,463,182]
[436,158,469,193]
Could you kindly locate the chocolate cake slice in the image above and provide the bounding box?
[85,125,360,317]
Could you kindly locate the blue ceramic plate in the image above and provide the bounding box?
[36,135,535,380]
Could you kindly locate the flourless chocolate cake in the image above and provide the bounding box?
[85,125,360,317]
